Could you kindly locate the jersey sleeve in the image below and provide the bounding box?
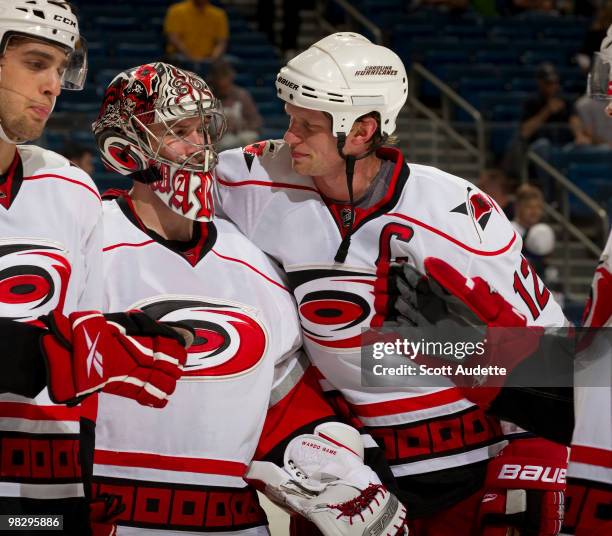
[216,142,297,241]
[76,189,104,311]
[397,168,566,328]
[583,231,612,328]
[252,256,337,464]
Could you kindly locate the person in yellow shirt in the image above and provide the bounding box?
[164,0,229,63]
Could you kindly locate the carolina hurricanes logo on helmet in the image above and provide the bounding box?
[451,188,496,231]
[288,268,376,349]
[0,240,71,323]
[132,296,268,378]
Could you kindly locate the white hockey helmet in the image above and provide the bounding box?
[0,0,87,90]
[276,32,408,138]
[588,24,612,100]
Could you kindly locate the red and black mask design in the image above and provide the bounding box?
[93,62,226,222]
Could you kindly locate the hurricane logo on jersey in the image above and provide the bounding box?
[132,296,268,378]
[451,188,495,231]
[288,268,376,349]
[0,240,71,322]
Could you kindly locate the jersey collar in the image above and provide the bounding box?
[113,190,217,267]
[323,147,410,238]
[0,150,24,210]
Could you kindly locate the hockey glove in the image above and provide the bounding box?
[477,438,567,536]
[40,310,192,408]
[390,258,572,410]
[246,422,408,536]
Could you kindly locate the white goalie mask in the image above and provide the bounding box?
[92,62,226,221]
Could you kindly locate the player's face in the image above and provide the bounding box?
[0,39,66,142]
[148,116,207,165]
[606,102,612,117]
[283,103,344,177]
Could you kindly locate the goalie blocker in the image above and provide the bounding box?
[247,422,409,536]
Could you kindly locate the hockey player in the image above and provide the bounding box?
[89,61,408,536]
[563,28,612,535]
[216,33,570,535]
[0,2,190,533]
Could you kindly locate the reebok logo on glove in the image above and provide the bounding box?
[498,464,567,484]
[84,328,103,377]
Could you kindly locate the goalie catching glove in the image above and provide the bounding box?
[39,310,193,408]
[246,422,408,536]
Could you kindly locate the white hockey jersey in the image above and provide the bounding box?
[0,146,102,522]
[216,141,567,515]
[565,231,612,534]
[94,192,334,535]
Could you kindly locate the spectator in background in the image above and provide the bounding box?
[520,63,583,146]
[61,144,95,176]
[164,0,228,68]
[208,60,262,150]
[512,184,559,290]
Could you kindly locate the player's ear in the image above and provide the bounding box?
[348,116,378,149]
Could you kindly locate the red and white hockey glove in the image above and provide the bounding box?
[393,257,530,329]
[39,310,192,408]
[477,438,568,536]
[246,422,408,536]
[392,258,555,406]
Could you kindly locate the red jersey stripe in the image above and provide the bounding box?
[217,177,318,193]
[570,445,612,469]
[351,388,466,417]
[25,174,101,202]
[0,402,81,421]
[95,450,247,476]
[211,249,290,292]
[389,213,517,256]
[103,240,156,252]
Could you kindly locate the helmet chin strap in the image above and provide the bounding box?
[333,132,385,263]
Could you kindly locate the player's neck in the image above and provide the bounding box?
[130,182,194,242]
[313,153,382,202]
[0,140,17,175]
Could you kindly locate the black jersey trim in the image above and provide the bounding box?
[0,150,24,209]
[116,194,217,266]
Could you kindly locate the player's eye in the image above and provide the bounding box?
[26,60,46,71]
